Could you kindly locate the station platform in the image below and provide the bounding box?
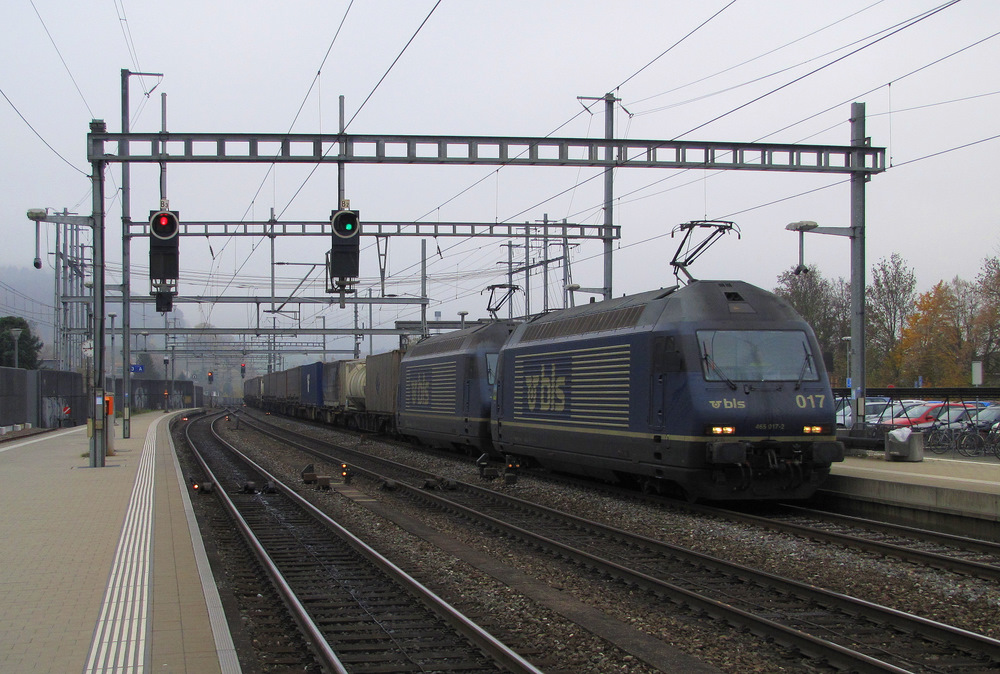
[822,453,1000,537]
[0,412,238,674]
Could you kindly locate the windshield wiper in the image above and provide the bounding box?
[702,341,737,391]
[795,343,813,390]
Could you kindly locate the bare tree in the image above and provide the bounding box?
[774,267,849,382]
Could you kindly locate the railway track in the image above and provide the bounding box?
[183,412,542,674]
[707,502,1000,583]
[237,409,1000,673]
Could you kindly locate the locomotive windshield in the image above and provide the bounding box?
[698,330,819,382]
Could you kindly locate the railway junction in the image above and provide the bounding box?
[0,409,997,673]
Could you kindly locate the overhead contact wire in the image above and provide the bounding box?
[276,0,443,221]
[0,87,88,176]
[673,0,963,139]
[613,0,739,93]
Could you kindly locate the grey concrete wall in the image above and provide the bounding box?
[0,367,29,426]
[0,368,87,428]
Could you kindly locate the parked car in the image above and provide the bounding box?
[953,405,1000,431]
[883,402,978,429]
[865,400,925,425]
[836,396,890,428]
[835,397,852,428]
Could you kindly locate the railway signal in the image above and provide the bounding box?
[241,362,246,378]
[328,209,361,279]
[208,370,214,384]
[189,475,214,494]
[504,454,520,485]
[149,209,180,312]
[191,480,214,494]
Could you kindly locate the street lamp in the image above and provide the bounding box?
[785,218,865,429]
[784,221,818,274]
[458,310,468,329]
[9,328,22,369]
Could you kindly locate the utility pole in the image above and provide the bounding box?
[562,225,573,309]
[269,214,276,374]
[524,226,531,317]
[499,242,520,320]
[420,240,428,337]
[542,214,550,313]
[164,314,170,411]
[120,70,131,438]
[353,301,360,359]
[849,101,868,429]
[579,91,620,301]
[53,220,61,369]
[602,92,617,301]
[89,120,108,468]
[118,69,161,438]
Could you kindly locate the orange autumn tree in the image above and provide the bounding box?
[892,281,971,387]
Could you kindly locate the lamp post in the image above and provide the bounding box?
[458,310,468,329]
[9,328,22,369]
[784,221,818,275]
[785,217,865,428]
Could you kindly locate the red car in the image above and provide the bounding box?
[883,402,976,428]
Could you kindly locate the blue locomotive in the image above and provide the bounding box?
[491,280,844,501]
[397,321,517,453]
[245,280,843,501]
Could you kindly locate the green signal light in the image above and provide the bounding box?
[344,222,354,230]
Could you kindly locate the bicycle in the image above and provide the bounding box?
[926,421,987,457]
[956,423,986,457]
[925,425,953,454]
[984,424,1000,459]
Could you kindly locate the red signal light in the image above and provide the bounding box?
[150,210,179,239]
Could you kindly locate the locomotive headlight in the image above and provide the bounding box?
[803,425,825,434]
[707,425,736,435]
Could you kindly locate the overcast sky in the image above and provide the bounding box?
[3,0,999,360]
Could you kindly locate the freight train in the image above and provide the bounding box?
[244,280,844,501]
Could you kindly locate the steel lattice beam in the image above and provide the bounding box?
[90,131,885,175]
[123,220,619,240]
